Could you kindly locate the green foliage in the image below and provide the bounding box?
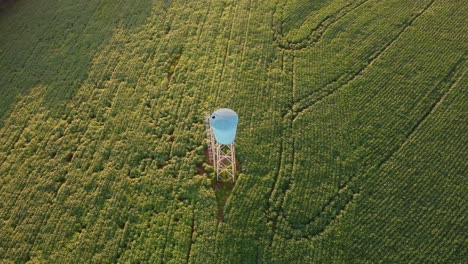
[0,0,466,263]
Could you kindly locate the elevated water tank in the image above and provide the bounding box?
[210,108,238,145]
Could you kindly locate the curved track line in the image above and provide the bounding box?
[271,0,370,50]
[266,0,441,240]
[273,55,465,239]
[291,0,436,121]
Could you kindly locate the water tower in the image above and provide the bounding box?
[205,108,238,181]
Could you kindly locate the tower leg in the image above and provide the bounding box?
[214,143,236,182]
[231,143,235,182]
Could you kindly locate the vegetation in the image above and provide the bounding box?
[0,0,466,262]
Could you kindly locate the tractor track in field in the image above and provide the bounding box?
[291,0,437,121]
[46,0,114,104]
[186,204,196,264]
[368,56,466,188]
[270,53,464,240]
[266,0,438,241]
[214,0,241,105]
[271,0,370,51]
[219,1,239,83]
[239,0,253,68]
[196,0,213,45]
[157,2,215,261]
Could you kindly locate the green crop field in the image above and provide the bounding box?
[0,0,466,262]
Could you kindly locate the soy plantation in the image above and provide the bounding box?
[0,0,466,262]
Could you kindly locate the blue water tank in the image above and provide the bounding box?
[210,108,238,145]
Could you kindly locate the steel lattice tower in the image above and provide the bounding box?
[205,114,236,182]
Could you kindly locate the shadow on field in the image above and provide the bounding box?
[0,0,16,12]
[213,180,235,222]
[0,0,154,126]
